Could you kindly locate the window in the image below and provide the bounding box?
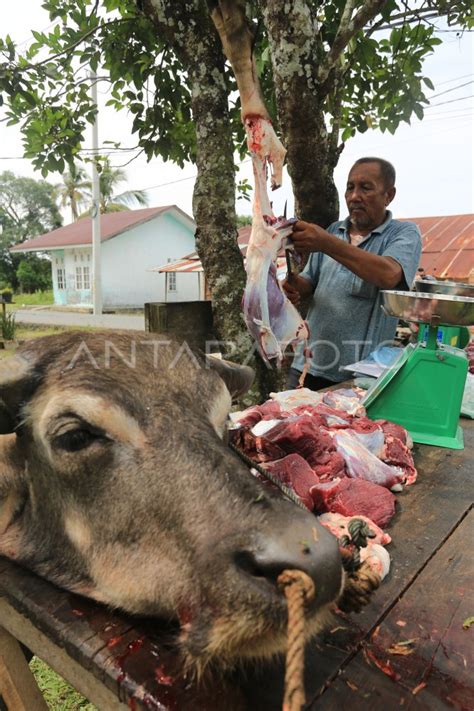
[57,268,65,290]
[83,266,90,290]
[75,267,83,290]
[168,272,177,292]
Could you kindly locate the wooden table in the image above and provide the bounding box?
[0,419,472,710]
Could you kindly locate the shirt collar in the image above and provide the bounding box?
[339,210,393,237]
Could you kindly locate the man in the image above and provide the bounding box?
[284,157,422,390]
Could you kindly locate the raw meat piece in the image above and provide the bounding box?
[261,454,319,510]
[242,117,309,364]
[258,415,339,470]
[251,419,282,437]
[318,512,391,546]
[361,543,391,580]
[231,400,283,428]
[376,420,411,447]
[323,390,366,416]
[349,428,385,457]
[310,450,346,481]
[381,435,418,485]
[334,430,406,491]
[229,427,286,463]
[349,416,381,434]
[308,403,354,428]
[269,388,324,411]
[311,477,397,528]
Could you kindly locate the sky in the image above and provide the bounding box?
[1,3,473,224]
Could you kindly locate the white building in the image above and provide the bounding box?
[11,206,198,308]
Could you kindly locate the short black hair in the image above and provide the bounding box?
[352,157,396,189]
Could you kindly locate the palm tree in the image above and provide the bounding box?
[56,163,92,222]
[98,158,149,213]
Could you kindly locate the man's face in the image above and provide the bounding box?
[345,162,395,233]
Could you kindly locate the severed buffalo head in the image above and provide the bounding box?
[0,331,343,670]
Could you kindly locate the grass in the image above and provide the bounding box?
[29,657,97,710]
[11,290,54,306]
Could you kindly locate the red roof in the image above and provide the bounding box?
[12,212,474,282]
[153,225,289,275]
[407,214,473,281]
[10,206,193,252]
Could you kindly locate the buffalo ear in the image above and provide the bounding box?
[206,356,255,400]
[0,353,36,434]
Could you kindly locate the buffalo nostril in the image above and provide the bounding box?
[233,522,342,607]
[234,549,297,584]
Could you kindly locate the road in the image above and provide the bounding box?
[13,309,145,331]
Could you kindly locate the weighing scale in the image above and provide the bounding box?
[363,287,474,450]
[414,279,472,349]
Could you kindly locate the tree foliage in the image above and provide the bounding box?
[0,0,471,393]
[56,162,91,221]
[95,157,149,213]
[1,1,470,177]
[0,171,62,288]
[16,254,53,293]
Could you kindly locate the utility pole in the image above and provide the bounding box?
[90,70,103,315]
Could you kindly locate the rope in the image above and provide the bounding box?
[337,560,381,614]
[277,570,315,711]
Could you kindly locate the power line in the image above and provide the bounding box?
[426,94,474,108]
[423,112,474,122]
[427,80,474,100]
[436,73,474,86]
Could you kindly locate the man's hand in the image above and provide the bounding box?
[282,279,301,305]
[282,274,314,304]
[290,220,326,253]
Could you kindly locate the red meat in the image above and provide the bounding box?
[376,420,409,446]
[311,450,346,481]
[310,477,397,528]
[261,454,319,510]
[260,415,337,469]
[235,400,283,428]
[381,435,417,485]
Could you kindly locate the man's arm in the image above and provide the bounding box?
[291,221,402,289]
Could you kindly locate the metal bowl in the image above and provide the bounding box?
[414,279,474,298]
[381,290,474,326]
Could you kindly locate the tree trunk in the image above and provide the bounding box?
[188,43,251,359]
[262,1,340,228]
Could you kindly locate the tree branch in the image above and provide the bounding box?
[319,0,388,84]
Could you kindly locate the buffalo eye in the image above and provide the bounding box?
[54,428,105,452]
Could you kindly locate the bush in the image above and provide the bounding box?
[1,312,16,340]
[16,255,52,293]
[1,287,13,303]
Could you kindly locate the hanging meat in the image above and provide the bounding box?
[210,1,309,366]
[242,117,309,364]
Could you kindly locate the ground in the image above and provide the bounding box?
[29,657,97,711]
